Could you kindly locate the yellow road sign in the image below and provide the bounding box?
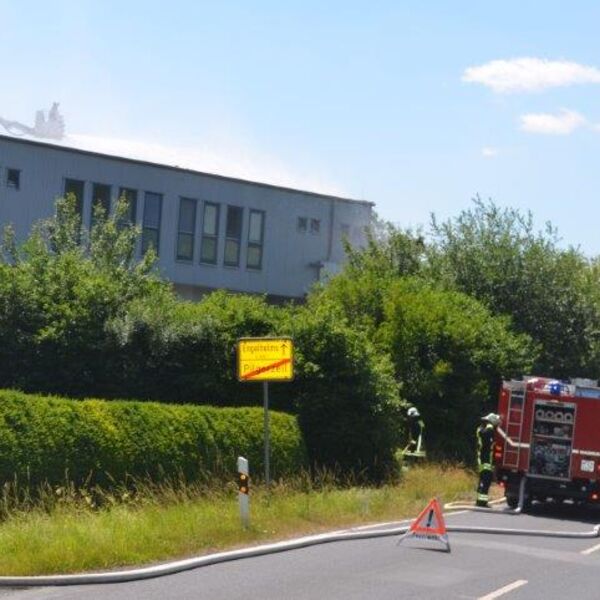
[237,337,294,382]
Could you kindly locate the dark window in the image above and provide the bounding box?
[176,197,197,261]
[224,206,243,267]
[6,169,20,190]
[246,210,265,270]
[297,217,307,233]
[117,187,137,227]
[200,202,220,264]
[142,192,163,255]
[310,218,321,234]
[64,178,85,218]
[90,183,111,227]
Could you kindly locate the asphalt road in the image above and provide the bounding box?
[2,503,600,599]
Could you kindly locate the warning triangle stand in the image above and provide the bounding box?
[397,498,450,552]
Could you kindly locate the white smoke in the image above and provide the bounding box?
[0,103,64,139]
[0,105,345,195]
[65,132,345,195]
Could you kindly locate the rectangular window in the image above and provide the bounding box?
[90,183,111,227]
[297,217,307,233]
[310,218,321,234]
[176,197,197,261]
[118,187,137,227]
[200,202,220,264]
[64,178,85,218]
[224,205,243,267]
[142,192,163,255]
[246,210,265,270]
[6,169,20,190]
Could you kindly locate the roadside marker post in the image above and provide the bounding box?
[397,498,450,552]
[237,337,294,487]
[237,456,250,528]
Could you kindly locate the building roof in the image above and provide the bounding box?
[0,133,373,207]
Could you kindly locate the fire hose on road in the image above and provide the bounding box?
[0,502,599,587]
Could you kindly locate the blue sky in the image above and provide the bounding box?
[2,1,600,254]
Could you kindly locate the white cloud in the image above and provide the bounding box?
[462,58,600,93]
[519,109,586,135]
[481,146,499,158]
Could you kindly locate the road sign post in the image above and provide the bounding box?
[238,338,294,486]
[263,381,271,486]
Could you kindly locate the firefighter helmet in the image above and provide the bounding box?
[482,413,500,427]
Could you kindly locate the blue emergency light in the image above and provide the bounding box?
[549,381,562,395]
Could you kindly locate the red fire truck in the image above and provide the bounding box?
[495,376,600,508]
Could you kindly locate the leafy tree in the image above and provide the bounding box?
[0,194,169,395]
[313,225,426,332]
[428,197,600,378]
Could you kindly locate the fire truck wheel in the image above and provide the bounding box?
[506,493,519,509]
[506,480,531,510]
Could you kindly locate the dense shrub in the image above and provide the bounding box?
[276,300,404,482]
[0,390,306,487]
[102,291,278,407]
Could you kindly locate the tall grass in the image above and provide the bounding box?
[0,464,474,576]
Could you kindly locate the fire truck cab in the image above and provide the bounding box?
[495,376,600,509]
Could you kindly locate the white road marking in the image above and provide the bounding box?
[581,542,600,555]
[478,579,528,600]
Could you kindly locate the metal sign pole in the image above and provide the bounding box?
[263,381,271,487]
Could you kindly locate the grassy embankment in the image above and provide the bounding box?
[0,464,474,576]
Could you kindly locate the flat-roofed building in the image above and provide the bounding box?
[0,133,372,301]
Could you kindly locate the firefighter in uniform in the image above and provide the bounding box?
[405,407,425,454]
[476,413,500,507]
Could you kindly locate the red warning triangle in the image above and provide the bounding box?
[409,497,447,535]
[398,498,450,552]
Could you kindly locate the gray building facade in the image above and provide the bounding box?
[0,134,372,300]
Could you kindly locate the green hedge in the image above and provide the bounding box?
[0,391,306,487]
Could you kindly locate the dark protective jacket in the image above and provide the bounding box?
[408,416,425,442]
[476,422,495,471]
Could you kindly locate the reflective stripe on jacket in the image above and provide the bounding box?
[476,423,494,471]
